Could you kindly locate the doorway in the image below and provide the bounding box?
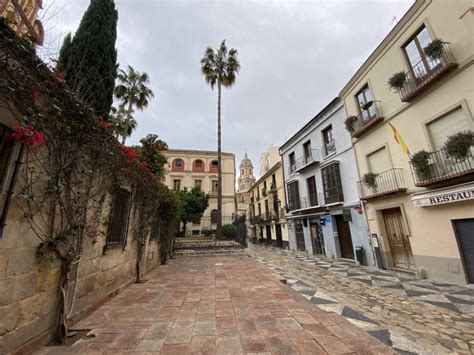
[266,225,272,245]
[310,223,325,255]
[453,218,474,283]
[335,215,354,259]
[275,224,283,248]
[295,222,306,251]
[382,208,415,269]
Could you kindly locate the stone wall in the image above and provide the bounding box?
[0,196,161,353]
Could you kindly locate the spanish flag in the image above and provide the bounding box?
[389,123,411,156]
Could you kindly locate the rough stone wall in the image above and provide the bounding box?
[0,197,160,353]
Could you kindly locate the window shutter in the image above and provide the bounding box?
[428,108,471,151]
[367,147,392,174]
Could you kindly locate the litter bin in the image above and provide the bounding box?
[355,246,364,265]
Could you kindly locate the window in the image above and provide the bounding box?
[287,181,300,210]
[193,159,204,172]
[322,125,336,157]
[403,26,439,80]
[258,203,261,215]
[263,181,267,196]
[210,160,219,172]
[427,108,471,151]
[303,141,312,161]
[173,179,181,191]
[289,152,296,173]
[356,85,377,122]
[321,162,344,204]
[194,179,202,190]
[306,176,318,206]
[105,188,132,248]
[172,158,185,172]
[210,209,219,224]
[0,125,23,237]
[271,174,276,189]
[264,200,269,218]
[367,147,391,174]
[212,179,218,193]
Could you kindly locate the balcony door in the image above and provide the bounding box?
[310,223,325,255]
[382,208,415,270]
[287,181,300,210]
[356,85,376,122]
[403,26,440,81]
[335,215,354,259]
[303,141,312,163]
[306,176,318,207]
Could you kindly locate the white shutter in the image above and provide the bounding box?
[367,147,392,174]
[428,108,471,151]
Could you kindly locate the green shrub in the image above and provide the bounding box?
[444,130,474,161]
[387,71,407,93]
[424,39,444,60]
[344,116,358,134]
[363,172,378,188]
[202,229,213,237]
[411,150,432,180]
[222,224,237,239]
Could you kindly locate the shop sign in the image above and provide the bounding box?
[412,184,474,207]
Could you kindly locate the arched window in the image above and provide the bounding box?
[193,159,205,172]
[210,160,219,173]
[172,158,185,172]
[210,209,219,224]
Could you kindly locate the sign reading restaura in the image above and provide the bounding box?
[412,183,474,207]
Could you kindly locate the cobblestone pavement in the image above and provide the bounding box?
[35,255,393,354]
[249,244,474,354]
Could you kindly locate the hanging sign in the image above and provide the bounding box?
[412,183,474,207]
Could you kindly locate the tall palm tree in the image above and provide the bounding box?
[200,40,240,238]
[114,65,154,143]
[110,105,137,144]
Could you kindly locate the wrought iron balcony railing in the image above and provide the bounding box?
[322,141,336,158]
[409,148,474,187]
[357,168,407,200]
[287,193,323,212]
[399,42,457,102]
[250,215,262,225]
[351,101,384,139]
[294,149,320,173]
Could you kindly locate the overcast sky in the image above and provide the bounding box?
[40,0,413,178]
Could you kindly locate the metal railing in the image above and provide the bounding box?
[294,149,320,173]
[287,192,323,212]
[399,42,457,102]
[322,141,336,158]
[409,147,474,187]
[262,187,267,197]
[357,168,407,199]
[351,101,384,138]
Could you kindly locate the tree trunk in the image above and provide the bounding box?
[216,81,223,239]
[182,220,187,236]
[135,238,143,283]
[57,260,72,344]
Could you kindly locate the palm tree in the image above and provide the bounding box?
[200,40,240,238]
[114,65,154,143]
[110,105,137,144]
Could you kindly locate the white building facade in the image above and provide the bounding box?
[280,98,373,265]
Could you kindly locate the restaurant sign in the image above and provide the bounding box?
[412,183,474,207]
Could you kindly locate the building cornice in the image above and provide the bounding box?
[164,148,234,157]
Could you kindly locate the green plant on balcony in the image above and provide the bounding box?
[424,39,445,60]
[387,71,407,93]
[363,172,378,188]
[444,130,474,162]
[411,150,432,180]
[344,115,358,134]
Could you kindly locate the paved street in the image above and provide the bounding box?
[249,244,474,354]
[35,255,393,354]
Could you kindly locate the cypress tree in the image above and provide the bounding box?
[57,0,118,118]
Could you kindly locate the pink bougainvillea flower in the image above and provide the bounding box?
[10,124,46,147]
[52,67,66,85]
[31,89,39,100]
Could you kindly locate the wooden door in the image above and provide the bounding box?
[275,224,283,248]
[335,215,354,259]
[310,223,325,255]
[382,208,415,269]
[295,222,306,251]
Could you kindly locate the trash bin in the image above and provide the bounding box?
[355,246,364,265]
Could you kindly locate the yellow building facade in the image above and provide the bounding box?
[162,149,236,235]
[340,0,474,284]
[249,162,289,248]
[1,0,44,45]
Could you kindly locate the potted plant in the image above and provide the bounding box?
[410,150,432,180]
[424,39,445,60]
[444,130,474,161]
[387,71,407,93]
[363,172,377,188]
[344,116,358,134]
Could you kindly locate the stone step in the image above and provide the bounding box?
[174,248,246,257]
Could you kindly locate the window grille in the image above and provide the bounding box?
[105,188,132,248]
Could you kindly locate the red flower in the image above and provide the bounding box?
[10,124,45,147]
[118,145,139,164]
[98,116,110,130]
[52,67,66,85]
[139,161,149,170]
[31,90,39,100]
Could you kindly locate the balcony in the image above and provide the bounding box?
[351,101,384,139]
[400,42,457,102]
[409,148,474,187]
[290,149,320,175]
[262,187,267,197]
[250,215,262,225]
[269,182,277,192]
[287,193,323,212]
[357,168,407,200]
[321,140,336,158]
